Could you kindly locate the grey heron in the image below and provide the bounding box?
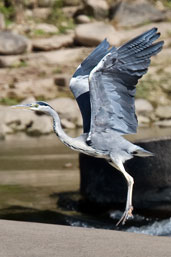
[12,28,163,225]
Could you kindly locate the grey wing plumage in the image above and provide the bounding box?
[89,27,164,136]
[69,39,114,133]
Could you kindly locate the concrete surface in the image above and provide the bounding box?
[0,219,171,257]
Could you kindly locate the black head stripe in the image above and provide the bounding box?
[36,101,50,107]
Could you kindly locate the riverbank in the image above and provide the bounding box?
[0,219,171,257]
[0,1,171,138]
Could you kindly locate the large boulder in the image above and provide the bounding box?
[80,138,171,215]
[110,0,165,28]
[75,22,124,46]
[0,31,29,55]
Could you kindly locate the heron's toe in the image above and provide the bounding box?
[116,206,134,226]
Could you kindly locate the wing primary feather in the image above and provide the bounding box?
[88,27,164,139]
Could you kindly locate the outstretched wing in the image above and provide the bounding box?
[69,39,114,132]
[89,28,164,137]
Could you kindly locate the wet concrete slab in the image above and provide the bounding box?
[0,220,171,257]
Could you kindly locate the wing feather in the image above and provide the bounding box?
[69,39,113,132]
[89,28,164,138]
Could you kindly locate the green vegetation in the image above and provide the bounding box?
[0,97,19,106]
[11,60,28,68]
[33,29,47,37]
[163,0,171,8]
[46,0,75,34]
[0,2,15,26]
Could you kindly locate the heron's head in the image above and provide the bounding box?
[12,101,54,115]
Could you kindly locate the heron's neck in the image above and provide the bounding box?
[51,110,74,147]
[49,108,96,155]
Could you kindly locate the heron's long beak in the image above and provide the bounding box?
[11,104,31,109]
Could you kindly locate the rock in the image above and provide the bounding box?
[8,78,58,100]
[27,115,52,136]
[135,99,154,116]
[25,9,33,18]
[62,6,81,18]
[75,15,91,24]
[161,83,171,93]
[32,33,74,51]
[26,48,87,66]
[38,0,56,7]
[80,138,171,213]
[84,0,109,19]
[54,74,71,88]
[138,115,150,127]
[110,0,165,28]
[75,22,124,46]
[33,8,51,20]
[0,13,5,30]
[155,105,171,119]
[34,23,58,34]
[0,106,36,132]
[0,55,22,68]
[155,119,171,127]
[48,98,81,122]
[61,118,75,129]
[0,31,29,55]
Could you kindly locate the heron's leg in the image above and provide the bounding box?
[109,160,134,226]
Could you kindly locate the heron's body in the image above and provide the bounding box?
[12,28,164,225]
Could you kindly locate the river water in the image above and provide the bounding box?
[0,126,171,236]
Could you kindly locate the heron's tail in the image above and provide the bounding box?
[132,147,154,157]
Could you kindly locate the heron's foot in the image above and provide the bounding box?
[116,206,134,226]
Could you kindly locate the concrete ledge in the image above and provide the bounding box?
[0,220,171,257]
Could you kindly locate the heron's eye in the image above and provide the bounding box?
[32,104,39,108]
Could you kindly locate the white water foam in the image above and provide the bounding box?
[126,218,171,236]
